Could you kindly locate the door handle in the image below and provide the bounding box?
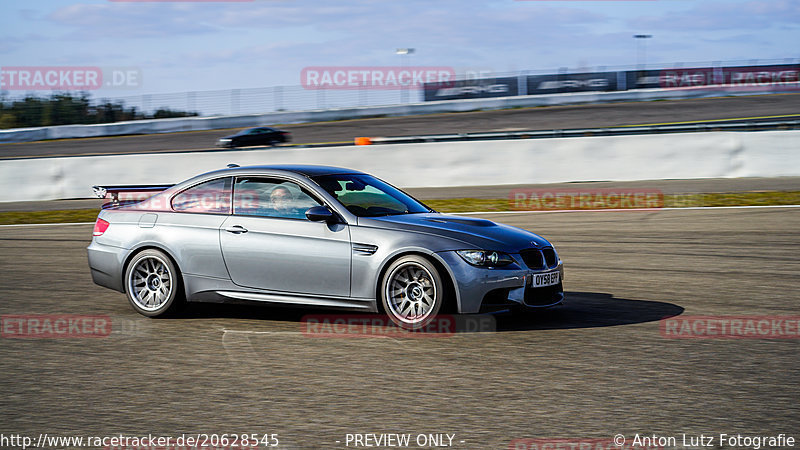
[224,225,248,234]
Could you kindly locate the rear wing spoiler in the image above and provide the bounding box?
[93,184,174,208]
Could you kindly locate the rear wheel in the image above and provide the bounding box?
[381,255,444,329]
[125,249,183,317]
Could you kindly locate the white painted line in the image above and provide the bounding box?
[455,204,800,215]
[0,222,94,228]
[220,328,401,340]
[221,329,305,336]
[2,204,798,227]
[666,204,800,211]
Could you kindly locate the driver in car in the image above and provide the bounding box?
[270,186,294,215]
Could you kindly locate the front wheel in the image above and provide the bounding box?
[125,249,183,317]
[381,255,444,329]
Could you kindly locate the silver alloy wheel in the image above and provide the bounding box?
[384,261,438,326]
[127,255,174,312]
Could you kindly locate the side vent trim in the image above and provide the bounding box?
[352,243,378,256]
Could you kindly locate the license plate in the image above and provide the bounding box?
[531,271,560,288]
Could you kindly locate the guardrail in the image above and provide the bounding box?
[359,119,800,145]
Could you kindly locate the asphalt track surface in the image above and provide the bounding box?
[1,207,798,449]
[1,93,799,159]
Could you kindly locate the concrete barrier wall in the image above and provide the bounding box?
[0,86,788,144]
[1,130,798,203]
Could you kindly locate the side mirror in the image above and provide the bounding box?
[305,206,336,223]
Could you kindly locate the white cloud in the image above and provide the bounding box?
[0,0,793,93]
[631,0,800,31]
[46,3,219,39]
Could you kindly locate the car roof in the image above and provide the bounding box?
[238,127,272,132]
[202,164,365,178]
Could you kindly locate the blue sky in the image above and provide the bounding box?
[1,0,798,97]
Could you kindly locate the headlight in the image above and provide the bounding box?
[456,250,514,267]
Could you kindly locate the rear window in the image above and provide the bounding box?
[171,177,232,214]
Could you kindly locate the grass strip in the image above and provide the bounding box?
[426,191,800,213]
[1,191,799,225]
[0,209,100,225]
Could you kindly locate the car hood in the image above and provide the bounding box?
[362,213,551,252]
[218,134,238,140]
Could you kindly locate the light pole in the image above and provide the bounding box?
[396,48,415,103]
[634,34,652,70]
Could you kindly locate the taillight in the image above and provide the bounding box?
[93,218,110,236]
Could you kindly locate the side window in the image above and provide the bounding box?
[171,177,232,214]
[234,177,322,220]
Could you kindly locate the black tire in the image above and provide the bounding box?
[380,255,444,329]
[124,249,184,317]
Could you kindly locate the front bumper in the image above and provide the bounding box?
[436,251,564,314]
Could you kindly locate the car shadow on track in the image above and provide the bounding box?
[175,291,683,333]
[492,291,684,332]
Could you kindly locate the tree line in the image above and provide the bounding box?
[0,93,198,129]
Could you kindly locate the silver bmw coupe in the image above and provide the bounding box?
[88,165,564,328]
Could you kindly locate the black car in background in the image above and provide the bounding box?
[216,127,291,148]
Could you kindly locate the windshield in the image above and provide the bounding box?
[312,174,431,217]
